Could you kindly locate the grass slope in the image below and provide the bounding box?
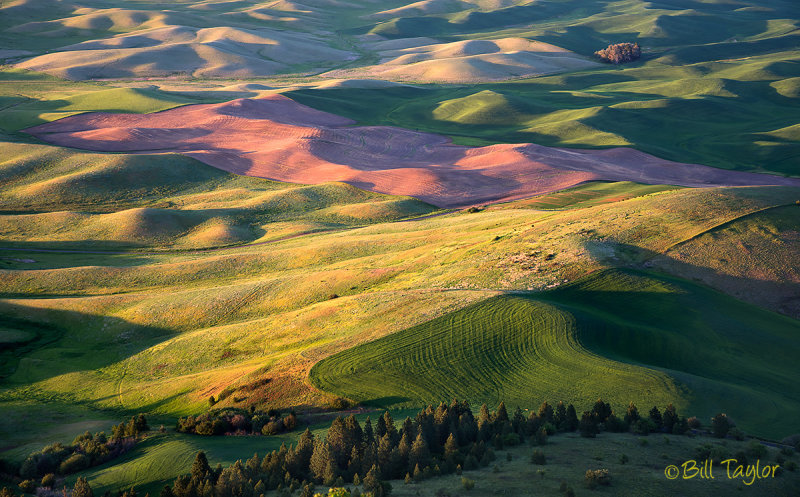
[311,269,800,439]
[0,141,438,249]
[501,181,682,210]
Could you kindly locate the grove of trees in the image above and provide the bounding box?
[595,42,642,64]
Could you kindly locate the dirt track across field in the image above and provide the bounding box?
[26,94,800,208]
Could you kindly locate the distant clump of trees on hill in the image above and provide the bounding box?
[158,399,692,497]
[595,42,641,64]
[177,409,298,436]
[0,415,149,497]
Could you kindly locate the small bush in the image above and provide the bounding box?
[40,475,55,488]
[18,481,35,494]
[58,453,89,474]
[585,469,611,489]
[687,417,702,429]
[618,454,629,465]
[531,450,546,465]
[534,427,548,446]
[330,397,351,410]
[746,441,767,459]
[461,477,474,491]
[711,413,731,438]
[729,428,745,441]
[633,419,656,435]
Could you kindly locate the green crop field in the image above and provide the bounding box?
[310,269,800,439]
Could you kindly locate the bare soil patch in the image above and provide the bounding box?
[26,94,800,208]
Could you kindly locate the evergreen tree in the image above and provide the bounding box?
[344,415,364,455]
[362,465,382,496]
[159,487,174,497]
[591,399,612,423]
[287,429,314,478]
[377,434,394,475]
[400,417,415,442]
[444,433,459,464]
[564,404,579,432]
[327,417,350,468]
[478,404,491,427]
[495,402,509,423]
[363,418,374,447]
[537,402,554,424]
[511,408,526,435]
[191,452,212,482]
[73,478,94,497]
[554,402,567,430]
[408,433,431,472]
[135,414,149,432]
[412,463,423,482]
[375,414,387,440]
[396,433,411,472]
[649,406,663,430]
[662,404,677,433]
[579,412,599,438]
[624,402,640,426]
[309,442,334,483]
[347,446,362,479]
[382,411,397,444]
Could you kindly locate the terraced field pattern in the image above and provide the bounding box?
[0,0,798,495]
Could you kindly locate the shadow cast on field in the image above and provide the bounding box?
[580,236,800,320]
[0,300,177,397]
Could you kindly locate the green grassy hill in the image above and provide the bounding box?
[0,141,438,250]
[311,269,800,439]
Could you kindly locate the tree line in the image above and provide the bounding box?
[0,415,148,494]
[157,399,691,497]
[177,409,298,437]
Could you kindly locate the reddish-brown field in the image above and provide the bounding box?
[26,94,800,207]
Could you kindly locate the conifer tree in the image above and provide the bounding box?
[347,446,362,479]
[554,402,567,429]
[409,433,431,471]
[396,433,411,471]
[327,417,349,468]
[478,404,491,427]
[649,406,663,430]
[363,418,374,447]
[73,478,94,497]
[624,402,640,426]
[662,404,677,433]
[309,442,334,483]
[375,414,387,439]
[579,412,599,438]
[377,434,394,474]
[444,433,459,463]
[412,464,423,482]
[191,452,212,482]
[537,402,554,424]
[564,404,579,432]
[382,411,397,444]
[495,402,509,423]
